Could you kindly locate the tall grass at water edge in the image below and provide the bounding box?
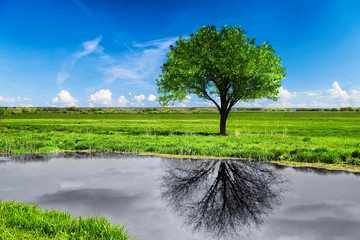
[0,201,134,240]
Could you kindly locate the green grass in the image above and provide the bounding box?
[1,112,360,166]
[0,201,134,240]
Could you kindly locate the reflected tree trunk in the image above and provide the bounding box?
[161,159,286,238]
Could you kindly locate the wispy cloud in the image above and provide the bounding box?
[56,36,102,86]
[72,36,102,65]
[0,96,16,103]
[100,37,177,86]
[57,68,70,86]
[71,0,92,17]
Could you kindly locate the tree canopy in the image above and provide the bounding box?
[157,25,286,135]
[161,159,285,238]
[0,107,8,122]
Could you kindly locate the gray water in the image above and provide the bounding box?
[1,152,360,240]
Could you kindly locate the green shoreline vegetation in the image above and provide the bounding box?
[0,201,134,240]
[1,107,360,170]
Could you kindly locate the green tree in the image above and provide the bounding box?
[0,107,8,123]
[157,25,286,135]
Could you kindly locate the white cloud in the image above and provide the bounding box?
[132,94,145,106]
[327,82,350,102]
[267,101,335,108]
[52,90,78,106]
[73,36,102,65]
[184,95,191,103]
[278,87,296,101]
[57,69,70,85]
[89,89,113,105]
[23,97,31,101]
[148,94,157,101]
[117,95,129,107]
[178,103,186,107]
[71,0,91,16]
[326,81,360,106]
[101,37,177,84]
[0,96,16,103]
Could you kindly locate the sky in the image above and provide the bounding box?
[0,0,360,108]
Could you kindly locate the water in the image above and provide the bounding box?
[1,152,360,240]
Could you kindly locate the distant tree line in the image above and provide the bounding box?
[0,106,359,115]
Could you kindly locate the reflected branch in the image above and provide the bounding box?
[161,159,286,238]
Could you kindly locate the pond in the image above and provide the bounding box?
[1,152,360,240]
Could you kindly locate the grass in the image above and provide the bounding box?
[0,112,360,168]
[0,200,134,240]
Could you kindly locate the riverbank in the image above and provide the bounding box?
[0,112,359,169]
[0,201,134,239]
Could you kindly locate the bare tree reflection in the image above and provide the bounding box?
[161,159,286,238]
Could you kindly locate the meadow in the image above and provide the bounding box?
[0,201,133,239]
[1,111,360,169]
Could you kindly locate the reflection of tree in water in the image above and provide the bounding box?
[161,159,286,238]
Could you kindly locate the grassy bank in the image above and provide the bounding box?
[0,112,360,167]
[0,201,134,240]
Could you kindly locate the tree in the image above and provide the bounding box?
[157,25,286,135]
[161,159,285,238]
[0,107,8,123]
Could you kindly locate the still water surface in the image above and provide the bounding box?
[1,152,360,240]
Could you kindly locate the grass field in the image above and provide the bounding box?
[1,112,359,167]
[0,201,134,240]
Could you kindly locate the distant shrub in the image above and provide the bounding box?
[331,108,340,112]
[150,111,159,114]
[160,110,168,114]
[66,106,79,112]
[263,108,276,112]
[21,107,31,113]
[277,108,286,112]
[96,111,104,114]
[286,108,293,112]
[340,107,355,112]
[351,150,360,159]
[0,107,8,120]
[296,108,322,112]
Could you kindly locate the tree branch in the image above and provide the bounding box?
[204,91,221,112]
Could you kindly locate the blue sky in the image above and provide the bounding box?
[1,0,360,108]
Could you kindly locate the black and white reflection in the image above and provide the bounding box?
[160,159,287,239]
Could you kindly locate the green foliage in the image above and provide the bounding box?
[0,107,8,120]
[157,25,285,106]
[0,201,134,240]
[21,107,31,113]
[66,106,79,112]
[295,108,322,112]
[340,107,355,112]
[157,25,286,135]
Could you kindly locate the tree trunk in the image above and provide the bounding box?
[220,110,228,136]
